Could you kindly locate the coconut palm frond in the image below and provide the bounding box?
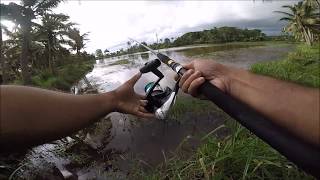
[281,5,296,12]
[35,0,64,11]
[21,0,38,7]
[279,17,293,21]
[274,11,294,17]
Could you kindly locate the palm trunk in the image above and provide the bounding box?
[298,17,312,46]
[303,27,312,46]
[0,24,8,84]
[20,22,32,84]
[48,33,55,74]
[77,49,80,56]
[307,29,314,45]
[48,40,53,73]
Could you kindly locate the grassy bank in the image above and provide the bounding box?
[133,101,312,179]
[132,43,318,179]
[109,59,130,66]
[251,43,320,88]
[133,121,311,179]
[9,55,95,91]
[31,62,93,91]
[30,58,94,91]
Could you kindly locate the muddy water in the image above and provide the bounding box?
[13,42,295,179]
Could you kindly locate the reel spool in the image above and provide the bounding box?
[140,59,179,119]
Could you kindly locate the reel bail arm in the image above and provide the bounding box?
[139,59,179,119]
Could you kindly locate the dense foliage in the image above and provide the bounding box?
[0,0,95,88]
[173,27,266,46]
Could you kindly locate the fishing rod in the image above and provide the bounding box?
[129,38,320,178]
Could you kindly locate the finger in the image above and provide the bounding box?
[182,62,194,69]
[181,71,202,93]
[137,111,155,118]
[128,72,142,85]
[139,100,148,106]
[138,94,146,99]
[179,69,194,88]
[139,106,149,113]
[174,74,180,81]
[188,77,205,97]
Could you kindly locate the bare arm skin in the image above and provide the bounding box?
[178,60,319,145]
[0,73,153,149]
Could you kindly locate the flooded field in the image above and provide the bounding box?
[1,42,295,179]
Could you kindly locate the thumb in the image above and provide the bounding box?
[128,72,142,85]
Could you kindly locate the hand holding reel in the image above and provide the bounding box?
[139,59,179,119]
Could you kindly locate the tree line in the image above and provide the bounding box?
[95,26,268,59]
[0,0,94,85]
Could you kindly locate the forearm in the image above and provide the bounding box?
[224,67,319,145]
[0,85,115,148]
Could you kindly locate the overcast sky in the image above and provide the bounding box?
[2,0,298,53]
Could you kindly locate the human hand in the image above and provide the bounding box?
[113,73,154,118]
[177,60,230,97]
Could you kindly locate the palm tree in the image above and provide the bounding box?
[65,28,89,56]
[2,26,25,81]
[0,0,63,84]
[35,13,74,73]
[0,23,6,83]
[275,0,320,45]
[304,0,320,8]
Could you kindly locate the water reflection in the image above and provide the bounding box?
[140,52,149,60]
[87,43,294,93]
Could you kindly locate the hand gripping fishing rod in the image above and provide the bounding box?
[129,38,320,178]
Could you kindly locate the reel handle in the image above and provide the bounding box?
[140,59,161,73]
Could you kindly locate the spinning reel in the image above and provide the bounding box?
[140,59,179,119]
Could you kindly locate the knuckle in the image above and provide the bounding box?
[197,77,205,82]
[178,81,184,88]
[190,81,201,89]
[182,86,188,93]
[181,74,188,81]
[191,93,197,97]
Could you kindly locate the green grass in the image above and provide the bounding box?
[131,121,313,180]
[169,96,222,120]
[109,59,130,66]
[251,43,320,88]
[31,61,94,91]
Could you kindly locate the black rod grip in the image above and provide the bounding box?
[199,81,320,178]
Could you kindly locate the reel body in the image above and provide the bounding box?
[140,59,179,119]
